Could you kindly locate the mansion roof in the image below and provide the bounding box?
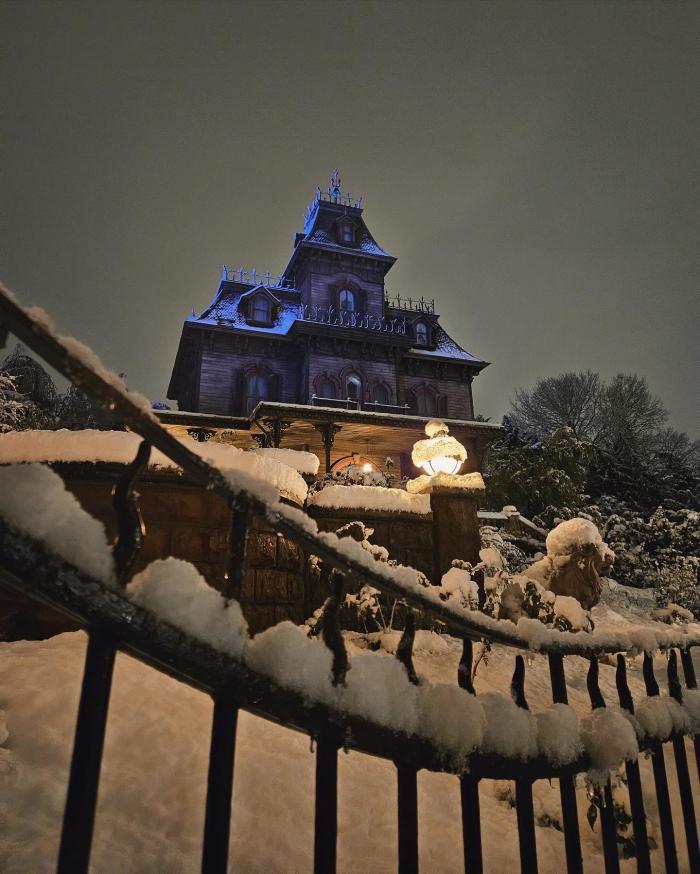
[188,280,486,366]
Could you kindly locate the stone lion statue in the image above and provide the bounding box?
[525,518,614,610]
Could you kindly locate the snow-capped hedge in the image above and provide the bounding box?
[0,430,308,504]
[307,484,431,515]
[251,447,320,476]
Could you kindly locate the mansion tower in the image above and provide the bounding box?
[167,173,488,423]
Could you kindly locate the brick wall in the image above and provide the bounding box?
[308,506,435,582]
[36,465,306,636]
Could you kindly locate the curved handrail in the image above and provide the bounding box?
[3,520,697,783]
[1,283,698,658]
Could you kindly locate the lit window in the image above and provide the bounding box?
[339,289,356,312]
[252,296,271,323]
[341,222,354,244]
[374,384,390,405]
[346,374,362,402]
[415,322,428,345]
[245,372,267,414]
[319,379,336,399]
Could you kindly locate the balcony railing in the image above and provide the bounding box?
[384,293,435,314]
[299,304,408,335]
[220,266,295,289]
[310,395,411,415]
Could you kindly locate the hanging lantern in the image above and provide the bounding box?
[411,419,467,476]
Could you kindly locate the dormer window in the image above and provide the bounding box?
[339,288,356,313]
[340,222,355,244]
[415,322,429,346]
[251,295,271,324]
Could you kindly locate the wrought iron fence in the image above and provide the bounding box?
[0,283,699,874]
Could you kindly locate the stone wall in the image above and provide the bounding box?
[0,463,306,638]
[307,505,435,580]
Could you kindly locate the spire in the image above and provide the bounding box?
[330,168,341,198]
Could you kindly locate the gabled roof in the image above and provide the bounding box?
[189,282,299,336]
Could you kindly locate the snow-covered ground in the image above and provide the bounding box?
[0,619,696,873]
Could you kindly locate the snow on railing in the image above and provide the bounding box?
[1,281,699,657]
[2,281,700,874]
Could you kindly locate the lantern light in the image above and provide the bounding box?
[362,462,373,474]
[411,419,467,478]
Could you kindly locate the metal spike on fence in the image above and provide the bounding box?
[510,655,528,709]
[321,570,349,686]
[112,439,151,586]
[395,610,419,685]
[458,638,476,695]
[643,651,660,696]
[586,655,606,709]
[615,654,635,713]
[667,649,700,869]
[667,650,683,703]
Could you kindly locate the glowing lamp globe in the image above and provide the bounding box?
[411,419,467,477]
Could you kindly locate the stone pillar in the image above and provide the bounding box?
[430,488,482,579]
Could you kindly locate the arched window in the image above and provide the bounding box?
[346,373,362,403]
[251,295,271,323]
[374,384,390,406]
[339,288,356,313]
[319,378,336,400]
[340,222,354,244]
[245,372,268,414]
[415,389,437,417]
[415,322,428,346]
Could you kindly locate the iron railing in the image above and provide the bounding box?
[0,283,699,874]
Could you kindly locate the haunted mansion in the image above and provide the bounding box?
[166,173,499,474]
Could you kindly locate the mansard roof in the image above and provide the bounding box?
[407,326,487,366]
[282,191,396,282]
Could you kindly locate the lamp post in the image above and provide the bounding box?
[407,419,485,575]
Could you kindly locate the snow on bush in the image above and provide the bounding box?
[440,566,479,609]
[579,707,639,784]
[307,484,430,514]
[545,517,614,565]
[0,429,308,503]
[479,692,538,760]
[553,595,589,631]
[535,704,583,765]
[0,463,115,583]
[126,558,248,657]
[251,447,319,476]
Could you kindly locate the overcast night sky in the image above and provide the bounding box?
[2,0,698,434]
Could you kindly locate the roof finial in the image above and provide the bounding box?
[330,168,341,198]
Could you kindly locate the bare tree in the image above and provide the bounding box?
[598,373,668,452]
[511,371,602,440]
[511,371,669,453]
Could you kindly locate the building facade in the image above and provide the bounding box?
[167,173,489,423]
